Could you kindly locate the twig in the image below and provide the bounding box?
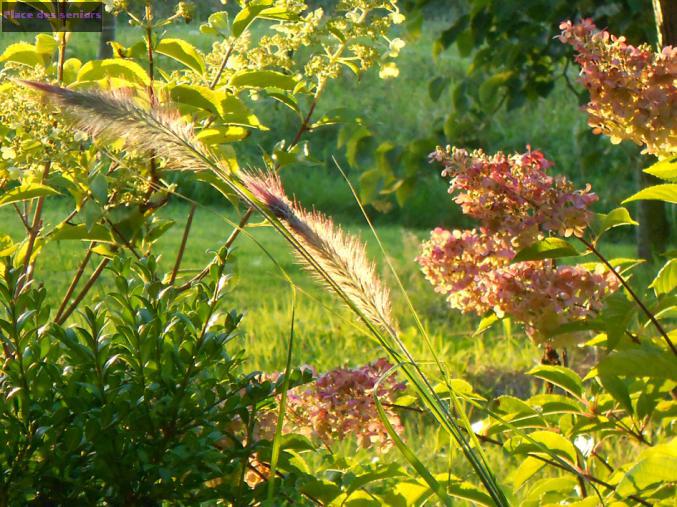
[169,204,196,284]
[54,242,94,322]
[12,204,30,232]
[55,257,110,325]
[578,237,675,355]
[175,206,254,291]
[16,162,51,296]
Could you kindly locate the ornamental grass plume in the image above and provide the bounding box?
[240,171,395,334]
[559,19,676,157]
[419,147,619,343]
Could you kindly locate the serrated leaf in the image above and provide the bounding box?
[156,38,206,74]
[0,183,60,207]
[643,157,677,182]
[597,373,633,415]
[650,258,677,296]
[170,84,222,116]
[527,365,583,398]
[512,238,579,263]
[622,184,677,204]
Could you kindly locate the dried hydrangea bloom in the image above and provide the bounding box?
[256,358,405,450]
[559,18,677,157]
[419,147,618,343]
[430,146,598,243]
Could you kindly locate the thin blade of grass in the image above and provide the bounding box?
[374,363,452,507]
[267,285,296,502]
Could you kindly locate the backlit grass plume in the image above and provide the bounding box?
[22,81,230,175]
[23,81,508,506]
[241,171,394,333]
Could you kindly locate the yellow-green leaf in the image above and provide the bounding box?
[643,157,677,182]
[232,0,275,37]
[77,59,150,86]
[0,42,48,67]
[622,184,677,204]
[527,365,584,398]
[504,430,578,464]
[616,439,677,496]
[196,126,249,144]
[650,258,677,296]
[0,183,60,207]
[229,70,297,90]
[156,38,206,74]
[512,238,579,263]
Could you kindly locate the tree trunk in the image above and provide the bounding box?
[637,0,676,260]
[637,172,670,260]
[98,12,116,59]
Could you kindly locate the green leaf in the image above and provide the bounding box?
[504,430,578,464]
[0,183,60,207]
[232,0,274,37]
[50,224,115,243]
[598,344,677,380]
[77,59,150,86]
[229,70,297,90]
[650,258,677,296]
[196,126,249,144]
[428,76,449,102]
[597,374,633,415]
[0,42,48,67]
[479,71,512,111]
[473,313,500,336]
[208,11,229,30]
[527,365,584,398]
[622,184,677,204]
[616,439,677,496]
[156,38,206,74]
[510,457,545,490]
[643,157,677,182]
[170,84,222,116]
[512,238,579,263]
[596,207,638,236]
[34,34,58,55]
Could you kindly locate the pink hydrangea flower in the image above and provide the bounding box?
[559,19,676,157]
[419,147,619,342]
[256,358,406,450]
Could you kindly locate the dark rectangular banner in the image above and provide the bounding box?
[2,2,103,32]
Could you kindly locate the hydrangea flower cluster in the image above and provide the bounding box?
[419,147,619,341]
[257,358,405,450]
[559,19,676,158]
